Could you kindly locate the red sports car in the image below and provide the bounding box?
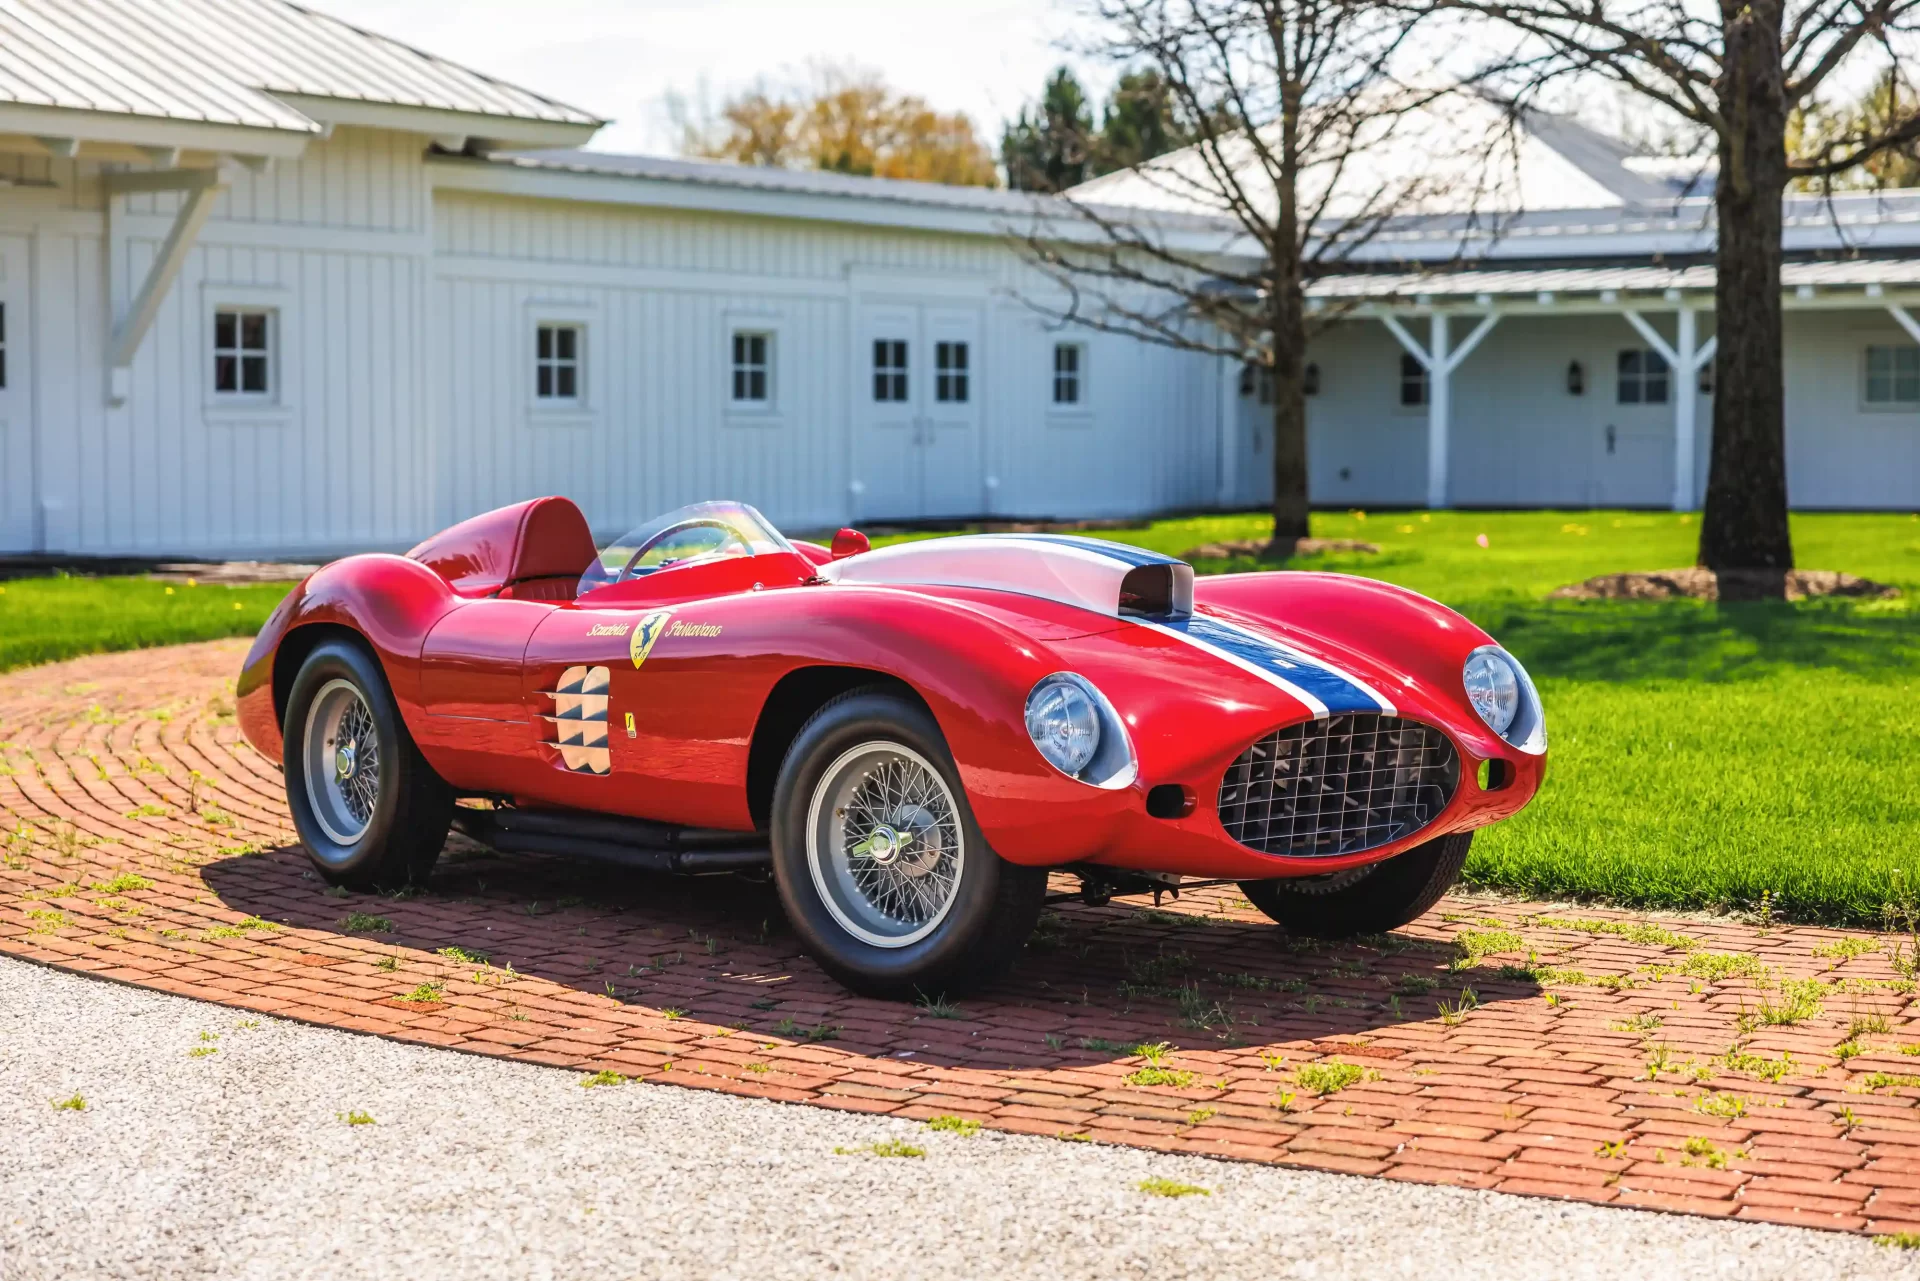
[238,497,1546,996]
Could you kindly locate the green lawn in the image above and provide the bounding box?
[4,509,1917,924]
[0,575,294,673]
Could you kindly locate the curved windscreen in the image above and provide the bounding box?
[577,500,793,593]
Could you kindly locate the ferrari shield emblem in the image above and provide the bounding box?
[630,610,672,668]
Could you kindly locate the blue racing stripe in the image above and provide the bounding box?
[1164,615,1390,716]
[1008,534,1184,569]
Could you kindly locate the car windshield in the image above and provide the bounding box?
[578,500,793,592]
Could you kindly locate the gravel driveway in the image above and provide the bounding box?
[3,956,1912,1281]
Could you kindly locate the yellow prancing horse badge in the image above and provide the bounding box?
[630,609,672,668]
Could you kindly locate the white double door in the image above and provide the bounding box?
[854,300,984,521]
[0,235,31,552]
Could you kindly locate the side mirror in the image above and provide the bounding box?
[829,528,870,560]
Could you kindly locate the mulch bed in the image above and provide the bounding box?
[1184,538,1381,561]
[5,640,1920,1237]
[1551,568,1900,603]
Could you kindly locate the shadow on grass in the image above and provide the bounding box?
[198,840,1523,1071]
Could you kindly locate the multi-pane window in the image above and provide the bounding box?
[1617,348,1670,404]
[536,324,581,401]
[935,341,969,403]
[1398,353,1427,407]
[1865,345,1920,406]
[213,308,272,396]
[1053,343,1083,404]
[873,339,908,402]
[731,331,771,403]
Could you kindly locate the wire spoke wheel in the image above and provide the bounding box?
[806,741,965,949]
[303,678,382,847]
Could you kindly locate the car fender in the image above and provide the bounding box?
[236,554,461,764]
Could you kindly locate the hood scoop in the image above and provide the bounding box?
[822,534,1192,620]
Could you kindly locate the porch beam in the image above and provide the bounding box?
[105,166,230,405]
[1887,303,1920,346]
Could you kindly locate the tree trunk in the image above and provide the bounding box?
[1268,273,1311,544]
[1700,0,1794,572]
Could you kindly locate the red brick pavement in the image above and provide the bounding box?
[5,640,1920,1235]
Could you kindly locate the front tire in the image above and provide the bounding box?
[1239,831,1472,939]
[770,688,1046,999]
[283,638,453,890]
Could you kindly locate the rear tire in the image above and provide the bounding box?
[283,638,453,890]
[770,687,1046,999]
[1238,831,1472,939]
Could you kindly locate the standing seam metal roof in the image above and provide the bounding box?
[0,0,600,133]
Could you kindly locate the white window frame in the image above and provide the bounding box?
[1051,341,1086,406]
[1396,352,1428,411]
[535,322,585,405]
[871,336,910,404]
[722,311,786,424]
[202,284,294,421]
[1616,347,1671,405]
[1863,343,1920,410]
[932,338,971,404]
[730,328,775,407]
[525,301,595,424]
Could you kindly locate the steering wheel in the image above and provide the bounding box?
[616,518,752,581]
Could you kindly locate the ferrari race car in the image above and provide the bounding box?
[238,497,1546,997]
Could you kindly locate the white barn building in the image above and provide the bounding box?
[0,0,1913,560]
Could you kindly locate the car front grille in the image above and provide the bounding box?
[1217,714,1459,858]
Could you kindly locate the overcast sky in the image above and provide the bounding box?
[307,0,1092,156]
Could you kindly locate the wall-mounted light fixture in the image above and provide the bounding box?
[1304,362,1321,396]
[1567,360,1586,396]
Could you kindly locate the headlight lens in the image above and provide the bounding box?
[1462,648,1520,735]
[1025,675,1102,777]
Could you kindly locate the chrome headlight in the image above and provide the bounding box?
[1462,645,1546,755]
[1024,673,1138,788]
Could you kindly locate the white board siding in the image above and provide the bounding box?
[24,227,434,556]
[1783,311,1920,509]
[123,128,431,232]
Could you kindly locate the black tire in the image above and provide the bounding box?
[282,638,453,890]
[770,687,1047,999]
[1238,831,1472,939]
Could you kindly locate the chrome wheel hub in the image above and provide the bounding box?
[806,743,964,949]
[303,678,381,848]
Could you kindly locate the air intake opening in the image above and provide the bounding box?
[1146,784,1194,819]
[1218,714,1459,858]
[1477,758,1514,791]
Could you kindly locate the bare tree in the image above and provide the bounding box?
[1424,0,1920,573]
[1012,0,1500,548]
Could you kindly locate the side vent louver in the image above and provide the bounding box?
[540,665,610,774]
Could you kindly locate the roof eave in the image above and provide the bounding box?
[0,102,316,158]
[268,93,602,149]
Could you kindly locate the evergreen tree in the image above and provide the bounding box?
[1001,68,1096,192]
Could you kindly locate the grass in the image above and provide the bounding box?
[51,1093,86,1112]
[0,574,294,673]
[890,509,1920,925]
[1137,1177,1210,1198]
[579,1070,626,1088]
[339,1110,376,1126]
[834,1139,925,1158]
[338,914,394,934]
[925,1114,983,1137]
[1296,1059,1373,1095]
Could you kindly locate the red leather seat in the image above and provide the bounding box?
[408,497,597,599]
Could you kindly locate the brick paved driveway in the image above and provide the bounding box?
[5,640,1920,1236]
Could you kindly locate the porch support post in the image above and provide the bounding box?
[1623,307,1717,511]
[1380,310,1500,510]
